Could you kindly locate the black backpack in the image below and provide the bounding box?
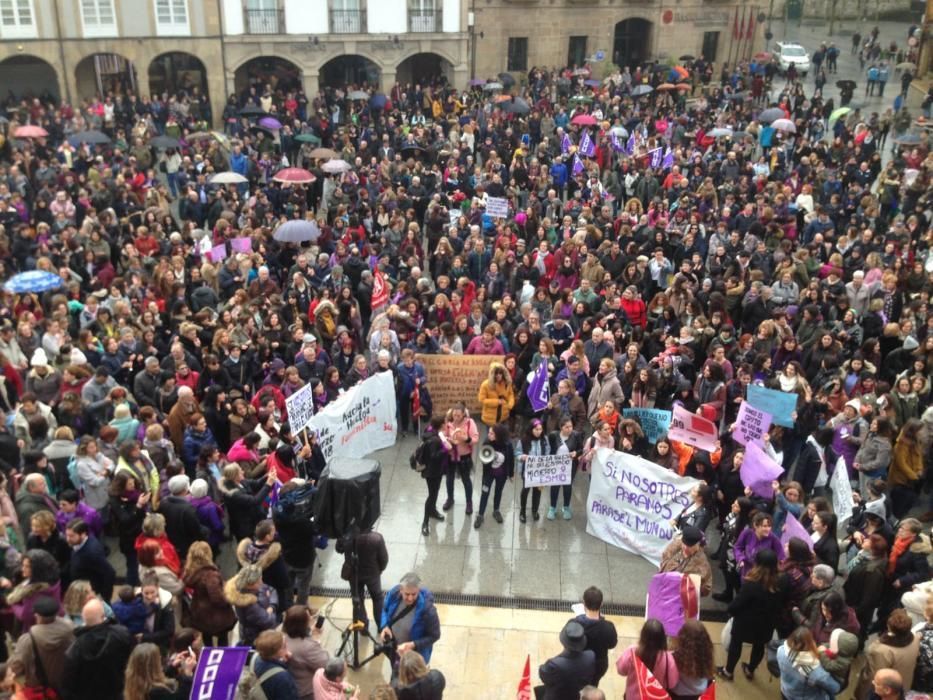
[272,482,317,524]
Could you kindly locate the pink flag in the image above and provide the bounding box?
[231,237,252,254]
[781,513,813,551]
[207,243,227,263]
[740,442,784,499]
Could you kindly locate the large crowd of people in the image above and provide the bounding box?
[0,16,930,700]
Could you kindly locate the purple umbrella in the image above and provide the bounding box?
[258,116,282,130]
[584,79,600,87]
[468,79,487,86]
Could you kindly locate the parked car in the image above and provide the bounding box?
[774,42,811,75]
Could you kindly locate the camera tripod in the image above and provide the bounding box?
[335,534,384,670]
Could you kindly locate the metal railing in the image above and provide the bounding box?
[330,8,366,33]
[245,8,283,34]
[409,8,441,32]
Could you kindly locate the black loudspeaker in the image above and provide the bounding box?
[313,458,382,538]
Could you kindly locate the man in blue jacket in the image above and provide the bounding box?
[379,572,441,664]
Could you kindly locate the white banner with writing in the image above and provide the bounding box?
[307,372,397,461]
[523,454,573,488]
[586,448,702,566]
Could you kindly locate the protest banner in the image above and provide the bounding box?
[780,513,814,551]
[207,243,227,263]
[740,442,784,499]
[587,447,701,565]
[622,408,672,444]
[831,456,855,523]
[285,381,317,434]
[190,647,249,700]
[734,402,773,446]
[668,404,718,452]
[416,353,495,415]
[486,196,509,218]
[230,237,252,254]
[307,372,397,461]
[523,454,572,488]
[747,384,797,428]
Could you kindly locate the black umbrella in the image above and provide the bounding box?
[651,64,672,73]
[836,80,856,90]
[501,97,530,115]
[679,54,696,62]
[151,135,181,149]
[67,130,111,146]
[238,104,266,117]
[400,144,429,160]
[498,72,516,87]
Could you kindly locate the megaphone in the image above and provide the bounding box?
[479,445,496,466]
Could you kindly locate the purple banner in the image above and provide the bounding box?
[734,402,773,446]
[740,442,784,499]
[572,153,584,175]
[207,243,227,263]
[625,132,636,155]
[780,513,813,551]
[561,132,572,154]
[230,237,252,254]
[580,130,595,157]
[526,361,550,412]
[190,647,249,700]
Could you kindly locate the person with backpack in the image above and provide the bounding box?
[247,630,300,700]
[273,480,318,607]
[413,416,451,537]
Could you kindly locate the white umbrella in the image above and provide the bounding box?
[771,118,796,133]
[708,128,734,138]
[322,159,352,174]
[210,172,248,184]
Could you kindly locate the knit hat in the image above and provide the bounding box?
[31,348,48,367]
[70,348,88,365]
[168,474,190,495]
[864,498,887,520]
[681,525,704,547]
[903,336,919,351]
[845,399,861,413]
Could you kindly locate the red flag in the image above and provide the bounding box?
[371,269,389,309]
[699,680,716,700]
[732,7,739,40]
[412,384,422,419]
[634,654,672,700]
[516,654,531,700]
[739,8,747,43]
[746,11,755,40]
[679,573,699,621]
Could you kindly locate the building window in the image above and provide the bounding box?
[81,0,117,37]
[155,0,188,35]
[409,0,439,32]
[0,0,36,38]
[331,0,364,33]
[245,0,281,34]
[568,36,587,68]
[702,31,720,63]
[507,37,528,72]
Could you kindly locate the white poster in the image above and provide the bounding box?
[586,448,702,566]
[285,382,316,433]
[485,196,509,218]
[830,456,854,524]
[523,454,572,488]
[307,372,397,461]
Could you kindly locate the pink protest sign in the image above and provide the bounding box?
[669,404,718,452]
[740,441,784,499]
[207,243,227,263]
[780,513,813,551]
[230,237,252,254]
[734,402,773,446]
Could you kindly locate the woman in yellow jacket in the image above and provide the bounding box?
[477,363,515,427]
[889,419,925,518]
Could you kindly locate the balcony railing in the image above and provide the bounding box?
[409,8,441,32]
[245,8,283,34]
[330,8,366,33]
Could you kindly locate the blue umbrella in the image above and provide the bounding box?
[273,220,321,243]
[370,93,388,109]
[3,270,63,293]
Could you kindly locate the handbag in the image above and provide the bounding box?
[20,632,60,700]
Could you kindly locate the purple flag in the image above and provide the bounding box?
[646,572,699,637]
[230,237,252,254]
[625,132,636,155]
[580,130,595,157]
[526,361,550,412]
[572,153,584,175]
[610,131,625,153]
[561,132,572,154]
[191,647,249,700]
[740,442,785,499]
[648,148,663,169]
[662,147,674,170]
[781,513,814,551]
